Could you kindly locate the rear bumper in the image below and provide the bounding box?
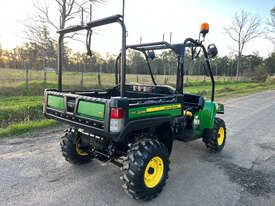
[44,111,113,139]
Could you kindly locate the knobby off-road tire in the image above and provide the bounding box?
[60,131,93,165]
[204,117,226,153]
[121,139,170,200]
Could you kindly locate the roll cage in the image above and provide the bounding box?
[57,14,215,102]
[57,14,127,97]
[117,39,215,101]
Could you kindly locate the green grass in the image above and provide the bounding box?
[215,83,275,99]
[0,96,42,107]
[0,96,44,128]
[0,120,60,138]
[182,80,275,100]
[180,82,257,99]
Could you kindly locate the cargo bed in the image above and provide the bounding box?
[43,85,178,136]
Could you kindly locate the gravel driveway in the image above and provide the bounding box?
[0,91,275,206]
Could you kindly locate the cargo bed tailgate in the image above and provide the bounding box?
[44,90,109,131]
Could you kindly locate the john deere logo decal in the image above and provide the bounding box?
[146,104,181,113]
[130,104,181,115]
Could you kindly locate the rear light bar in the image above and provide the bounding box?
[110,108,124,133]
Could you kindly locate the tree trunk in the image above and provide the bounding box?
[81,59,86,87]
[237,35,241,80]
[81,69,84,87]
[164,68,168,84]
[43,55,47,83]
[44,70,47,83]
[236,53,240,80]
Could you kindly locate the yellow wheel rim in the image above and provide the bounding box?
[217,127,225,146]
[75,138,88,156]
[144,156,164,188]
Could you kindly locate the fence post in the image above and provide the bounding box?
[98,64,101,86]
[24,60,28,89]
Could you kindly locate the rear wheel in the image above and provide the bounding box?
[60,131,93,165]
[204,118,226,153]
[121,139,170,200]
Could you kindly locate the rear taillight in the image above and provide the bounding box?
[110,108,124,133]
[110,108,124,119]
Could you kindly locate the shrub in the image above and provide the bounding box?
[251,65,268,82]
[264,77,275,85]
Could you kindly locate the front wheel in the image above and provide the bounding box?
[121,139,170,200]
[203,118,226,153]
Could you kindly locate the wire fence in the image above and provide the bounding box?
[1,67,245,89]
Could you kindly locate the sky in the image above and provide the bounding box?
[0,0,274,57]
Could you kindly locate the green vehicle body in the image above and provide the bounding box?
[129,103,182,119]
[42,14,225,155]
[42,13,226,201]
[45,93,224,137]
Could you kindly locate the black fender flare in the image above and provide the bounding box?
[64,128,80,144]
[112,116,172,143]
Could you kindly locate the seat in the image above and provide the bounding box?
[182,94,205,109]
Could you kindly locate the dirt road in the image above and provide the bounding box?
[1,91,275,206]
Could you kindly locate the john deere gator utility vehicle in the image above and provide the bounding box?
[43,14,226,200]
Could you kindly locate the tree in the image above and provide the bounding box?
[251,64,268,82]
[31,0,103,54]
[0,44,3,67]
[265,52,275,75]
[224,10,262,78]
[160,50,177,77]
[33,0,102,33]
[23,23,56,82]
[26,0,102,83]
[242,53,263,73]
[127,50,147,74]
[266,7,275,45]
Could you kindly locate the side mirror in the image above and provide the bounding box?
[200,23,209,37]
[147,50,155,60]
[207,44,218,58]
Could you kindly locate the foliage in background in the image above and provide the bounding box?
[1,44,275,78]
